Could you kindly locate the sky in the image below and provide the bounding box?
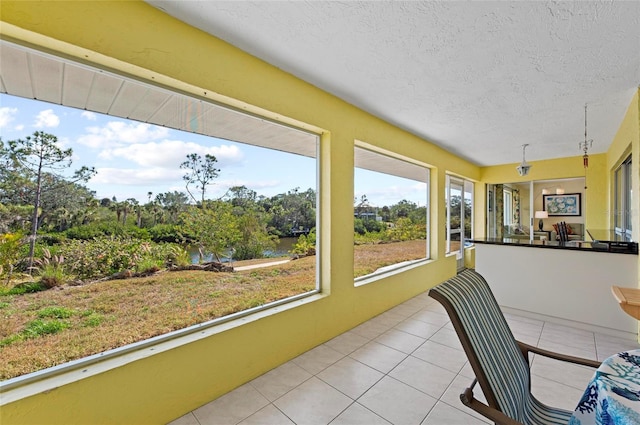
[0,93,426,207]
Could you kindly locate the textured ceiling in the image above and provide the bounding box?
[147,0,640,166]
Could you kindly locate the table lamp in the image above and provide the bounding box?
[534,211,548,231]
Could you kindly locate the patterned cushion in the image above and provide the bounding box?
[429,270,573,424]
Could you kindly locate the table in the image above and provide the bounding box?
[570,349,640,424]
[612,285,640,320]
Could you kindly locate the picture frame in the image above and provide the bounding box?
[543,193,581,216]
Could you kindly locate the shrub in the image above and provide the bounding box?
[33,248,68,288]
[290,229,316,256]
[135,257,163,274]
[354,230,387,245]
[65,223,150,241]
[1,281,47,296]
[148,224,184,243]
[57,237,183,279]
[0,232,25,285]
[386,218,425,241]
[164,244,191,267]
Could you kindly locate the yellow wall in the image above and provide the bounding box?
[607,90,640,241]
[0,2,468,424]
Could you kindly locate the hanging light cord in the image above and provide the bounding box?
[580,103,593,189]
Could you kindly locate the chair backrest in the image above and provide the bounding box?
[429,269,530,422]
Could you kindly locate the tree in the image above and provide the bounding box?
[180,153,220,205]
[156,191,189,223]
[180,200,239,263]
[3,132,95,270]
[262,187,316,236]
[225,185,276,260]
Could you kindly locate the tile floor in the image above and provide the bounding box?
[169,291,640,425]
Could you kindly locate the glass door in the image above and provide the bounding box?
[447,176,473,271]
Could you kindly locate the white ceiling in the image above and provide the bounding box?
[147,0,640,166]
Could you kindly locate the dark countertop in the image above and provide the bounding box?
[471,237,638,255]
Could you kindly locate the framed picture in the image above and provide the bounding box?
[543,193,581,216]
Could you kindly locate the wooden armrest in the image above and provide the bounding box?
[460,380,523,425]
[518,341,601,368]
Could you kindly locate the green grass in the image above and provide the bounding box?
[0,240,424,380]
[37,306,74,319]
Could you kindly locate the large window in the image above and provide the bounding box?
[0,41,319,382]
[614,155,632,240]
[353,145,430,281]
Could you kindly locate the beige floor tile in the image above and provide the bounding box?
[421,401,489,425]
[250,361,313,401]
[410,309,450,327]
[594,333,640,360]
[387,302,423,318]
[273,377,353,425]
[237,404,295,425]
[167,412,200,425]
[324,331,370,356]
[539,328,596,351]
[192,383,269,425]
[394,318,442,339]
[292,344,345,375]
[530,354,595,391]
[423,302,447,315]
[389,355,457,399]
[375,329,426,354]
[349,341,408,374]
[412,340,467,374]
[537,339,597,360]
[317,357,384,399]
[458,362,476,380]
[428,327,464,351]
[351,320,392,340]
[439,374,490,423]
[358,376,437,425]
[329,402,392,425]
[530,375,585,412]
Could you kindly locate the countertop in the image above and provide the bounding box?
[471,237,638,254]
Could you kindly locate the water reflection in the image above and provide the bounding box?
[187,237,297,264]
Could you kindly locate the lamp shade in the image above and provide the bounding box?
[535,211,548,219]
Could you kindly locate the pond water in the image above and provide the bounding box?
[187,237,297,264]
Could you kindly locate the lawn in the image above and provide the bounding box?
[0,240,425,380]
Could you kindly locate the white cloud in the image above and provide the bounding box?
[99,140,245,168]
[92,167,184,185]
[81,111,97,121]
[34,109,60,128]
[0,107,18,128]
[77,121,169,149]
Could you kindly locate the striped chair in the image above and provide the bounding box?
[429,269,600,425]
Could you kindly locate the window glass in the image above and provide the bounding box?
[0,41,319,381]
[354,146,429,280]
[614,155,632,240]
[446,176,474,262]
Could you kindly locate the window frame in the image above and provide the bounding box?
[0,40,324,389]
[353,144,431,284]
